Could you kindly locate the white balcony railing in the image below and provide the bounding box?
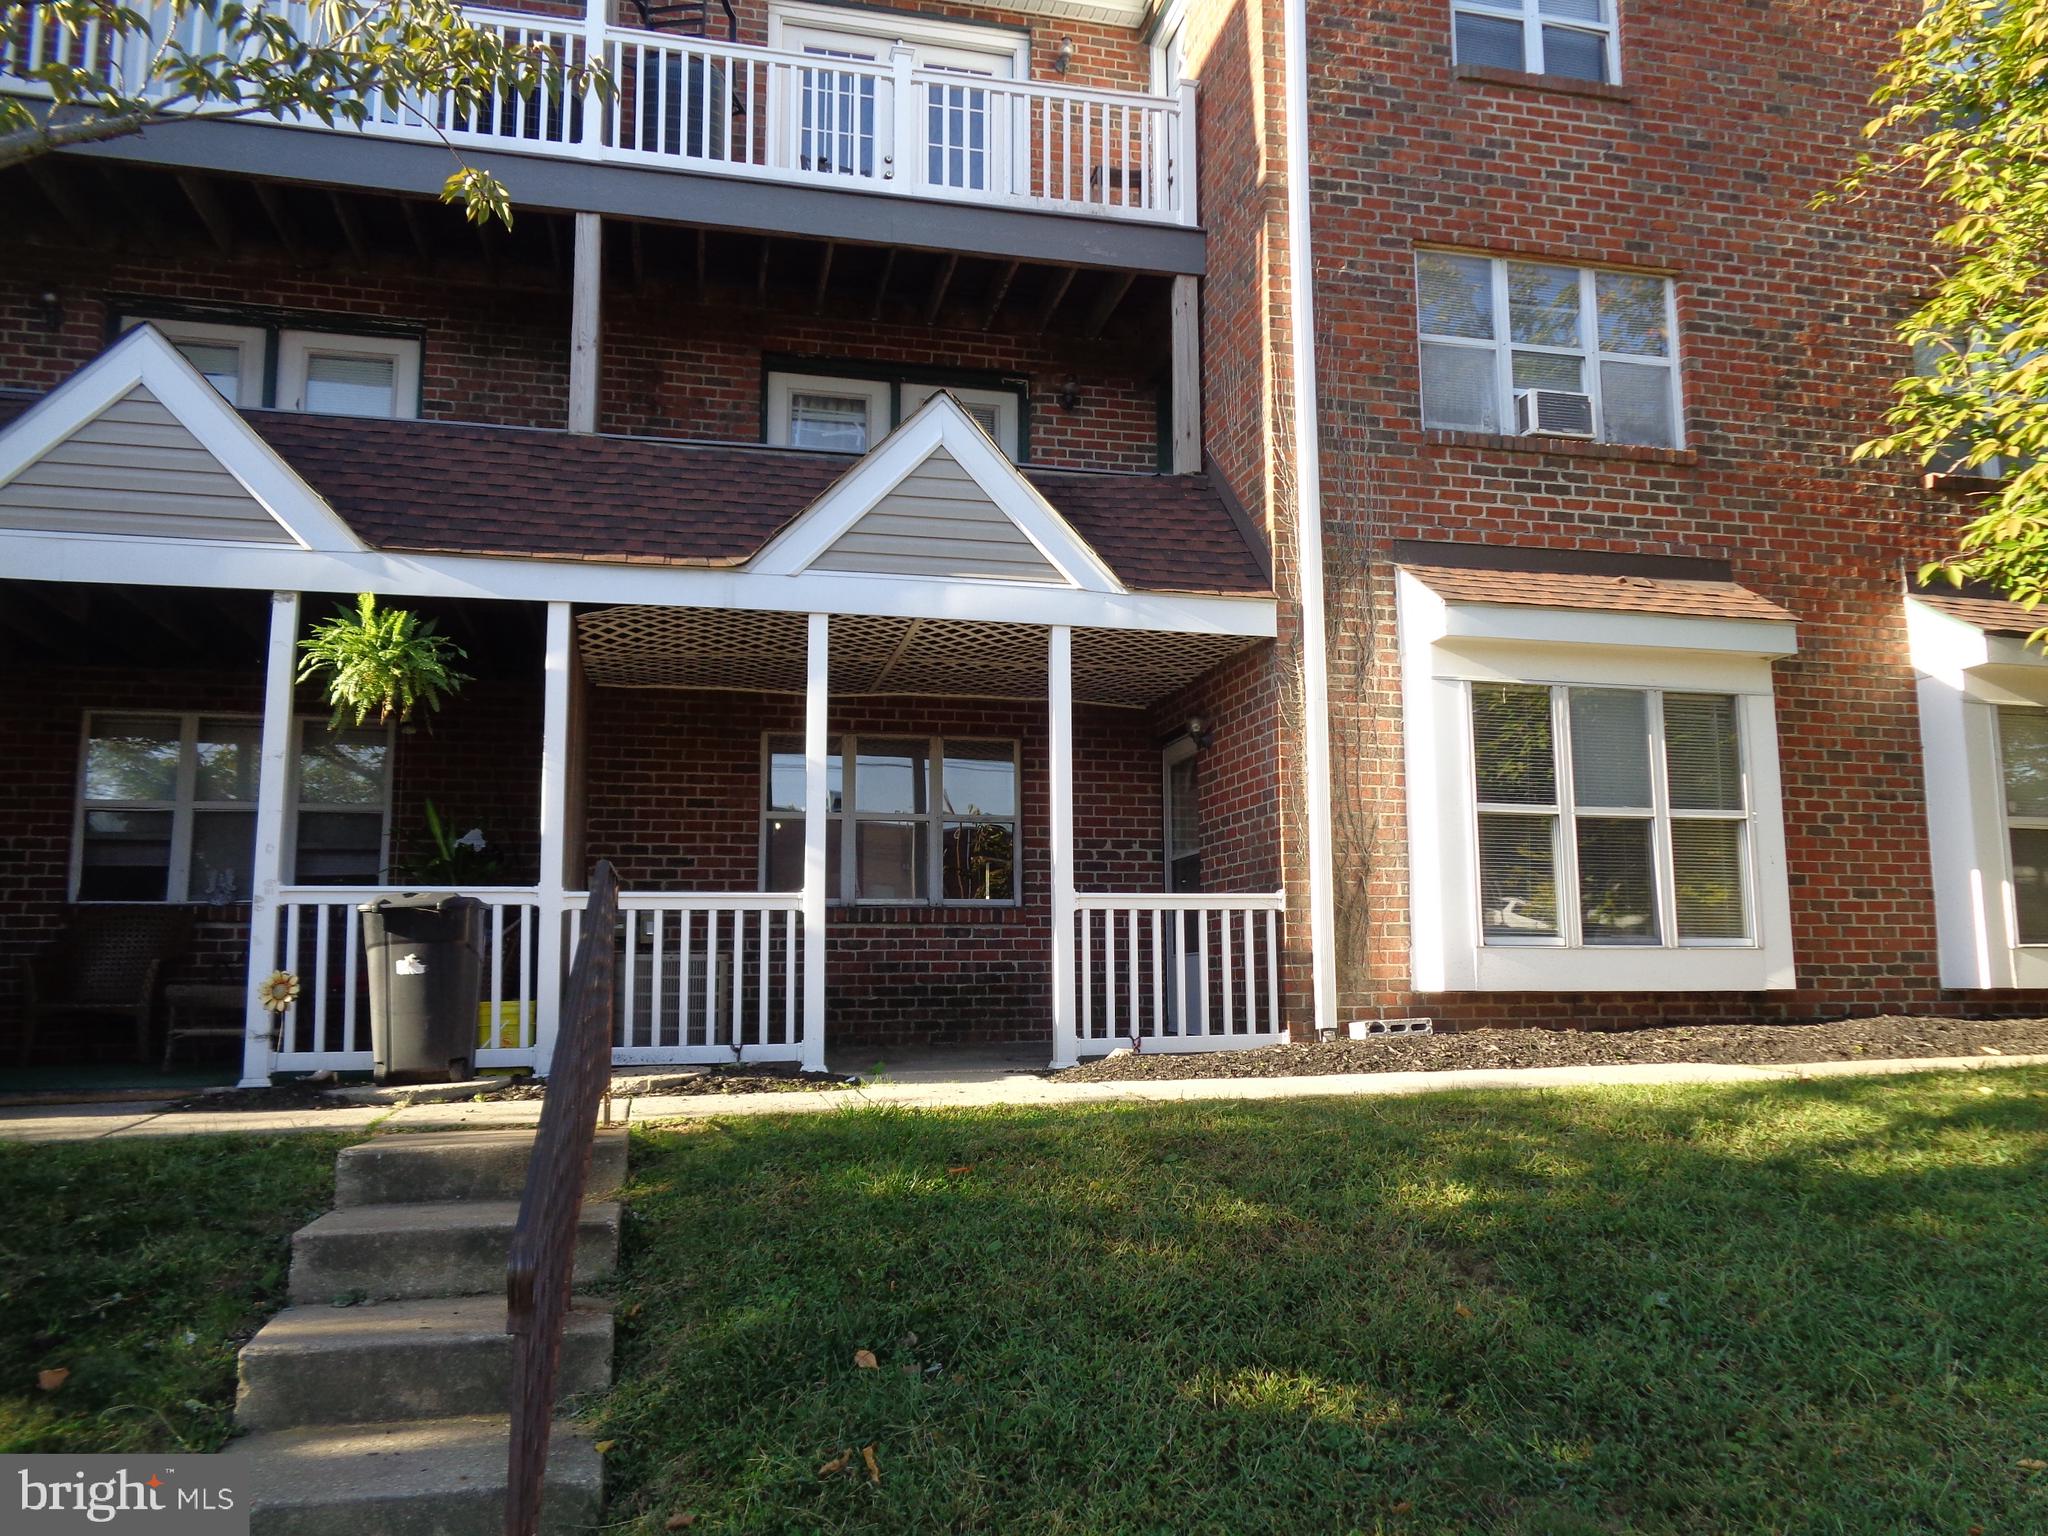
[1072,893,1286,1055]
[1,6,1198,226]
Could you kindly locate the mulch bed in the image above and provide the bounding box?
[1057,1014,2048,1083]
[497,1067,854,1099]
[164,1080,370,1112]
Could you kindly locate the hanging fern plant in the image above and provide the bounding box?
[298,593,473,729]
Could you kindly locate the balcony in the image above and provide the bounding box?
[1,5,1199,230]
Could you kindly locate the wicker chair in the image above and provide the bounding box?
[17,909,196,1066]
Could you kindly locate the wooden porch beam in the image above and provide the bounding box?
[1084,271,1136,338]
[568,213,602,434]
[811,241,836,316]
[868,248,897,322]
[238,590,299,1086]
[328,190,370,267]
[177,173,236,256]
[398,197,435,271]
[923,252,957,325]
[26,161,96,243]
[252,182,303,260]
[1170,273,1201,474]
[1033,265,1077,335]
[1047,624,1078,1070]
[756,236,772,298]
[981,259,1019,332]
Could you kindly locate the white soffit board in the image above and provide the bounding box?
[0,325,360,552]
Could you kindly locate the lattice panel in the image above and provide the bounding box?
[577,606,1264,708]
[576,606,809,692]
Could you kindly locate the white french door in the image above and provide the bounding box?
[773,8,1021,191]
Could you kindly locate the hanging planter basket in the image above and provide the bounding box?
[297,594,473,730]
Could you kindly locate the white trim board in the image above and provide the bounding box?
[0,324,363,553]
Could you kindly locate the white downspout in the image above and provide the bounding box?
[1282,0,1339,1038]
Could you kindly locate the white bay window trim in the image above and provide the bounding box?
[1907,595,2048,987]
[1399,570,1797,992]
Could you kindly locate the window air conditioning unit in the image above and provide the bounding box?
[1514,388,1595,438]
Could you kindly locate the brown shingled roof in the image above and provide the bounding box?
[243,412,1271,596]
[1911,591,2043,636]
[1402,564,1793,623]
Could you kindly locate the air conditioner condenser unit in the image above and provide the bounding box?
[1514,388,1595,438]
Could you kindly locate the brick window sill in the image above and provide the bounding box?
[1426,430,1698,468]
[1451,63,1634,104]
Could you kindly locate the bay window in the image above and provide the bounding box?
[1473,683,1753,948]
[762,733,1018,904]
[75,712,391,901]
[1998,708,2048,945]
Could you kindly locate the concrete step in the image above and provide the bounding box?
[237,1297,614,1431]
[240,1415,601,1536]
[334,1128,628,1208]
[288,1201,620,1305]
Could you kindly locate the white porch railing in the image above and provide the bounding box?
[1072,894,1286,1055]
[269,886,545,1072]
[1,6,1198,226]
[568,890,807,1064]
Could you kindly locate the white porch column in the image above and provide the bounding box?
[801,613,830,1071]
[533,600,574,1074]
[568,213,602,434]
[239,590,300,1087]
[1048,624,1078,1069]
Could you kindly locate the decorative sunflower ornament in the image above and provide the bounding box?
[258,971,302,1014]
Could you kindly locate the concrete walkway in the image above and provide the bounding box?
[3,1050,2044,1143]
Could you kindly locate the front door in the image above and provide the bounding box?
[1162,738,1202,1031]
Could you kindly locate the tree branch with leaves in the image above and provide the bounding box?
[0,1,607,224]
[1835,0,2048,613]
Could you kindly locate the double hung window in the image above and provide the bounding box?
[1415,251,1680,447]
[1472,683,1752,948]
[1451,0,1617,83]
[762,734,1018,904]
[75,713,391,902]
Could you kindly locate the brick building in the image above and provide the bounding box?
[0,0,2031,1080]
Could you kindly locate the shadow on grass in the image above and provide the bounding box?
[596,1070,2048,1535]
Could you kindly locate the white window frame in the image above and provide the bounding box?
[119,317,265,407]
[1161,734,1200,890]
[1149,0,1190,93]
[898,381,1021,458]
[1450,0,1620,84]
[1415,250,1684,448]
[276,330,421,419]
[70,711,394,902]
[1908,595,2048,987]
[1397,570,1798,993]
[1468,682,1758,951]
[758,732,1022,907]
[766,372,894,452]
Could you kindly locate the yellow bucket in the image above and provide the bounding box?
[476,1001,531,1049]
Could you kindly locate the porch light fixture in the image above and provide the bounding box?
[1185,714,1212,750]
[1057,374,1081,411]
[35,290,62,329]
[1054,36,1075,74]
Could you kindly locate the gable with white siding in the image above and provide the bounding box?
[807,447,1066,582]
[0,384,296,544]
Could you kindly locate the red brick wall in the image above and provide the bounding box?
[1149,641,1281,896]
[0,660,540,1045]
[0,240,1159,471]
[1276,0,2044,1030]
[579,686,1170,1047]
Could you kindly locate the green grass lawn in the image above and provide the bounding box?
[0,1133,354,1454]
[599,1070,2048,1535]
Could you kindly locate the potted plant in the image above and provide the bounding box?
[297,593,472,728]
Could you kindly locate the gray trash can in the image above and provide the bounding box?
[359,893,484,1085]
